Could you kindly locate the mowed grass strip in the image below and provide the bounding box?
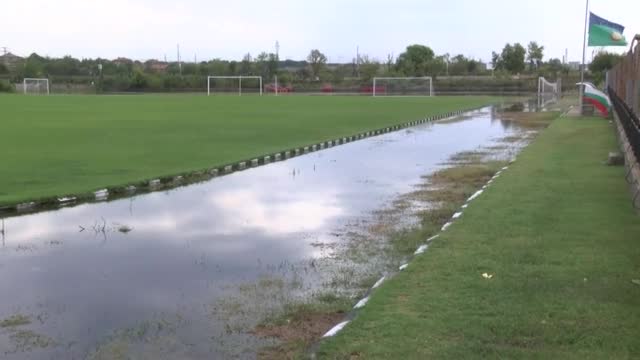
[317,117,640,359]
[1,95,494,205]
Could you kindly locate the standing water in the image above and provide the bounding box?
[0,107,536,359]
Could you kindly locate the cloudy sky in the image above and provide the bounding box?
[3,0,638,63]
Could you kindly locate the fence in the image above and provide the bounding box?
[606,35,640,114]
[5,74,572,96]
[606,36,640,210]
[610,89,640,161]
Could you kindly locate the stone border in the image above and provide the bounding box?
[0,107,488,217]
[612,110,640,211]
[317,159,516,344]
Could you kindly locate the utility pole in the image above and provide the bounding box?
[275,41,280,60]
[177,44,182,76]
[1,47,8,56]
[356,46,360,78]
[579,0,589,111]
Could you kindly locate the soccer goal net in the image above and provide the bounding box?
[207,76,263,96]
[23,78,50,95]
[372,77,433,97]
[537,77,561,98]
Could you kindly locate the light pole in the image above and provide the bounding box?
[97,63,103,94]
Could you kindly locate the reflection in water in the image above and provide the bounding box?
[0,107,530,359]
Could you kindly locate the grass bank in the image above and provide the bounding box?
[0,95,496,205]
[317,116,640,358]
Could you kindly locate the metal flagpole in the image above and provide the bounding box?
[580,0,589,112]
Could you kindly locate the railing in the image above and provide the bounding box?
[610,88,640,165]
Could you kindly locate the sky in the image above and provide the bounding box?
[3,0,638,64]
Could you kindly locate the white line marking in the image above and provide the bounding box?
[323,321,350,337]
[467,189,483,202]
[372,276,386,289]
[354,297,370,309]
[414,244,429,255]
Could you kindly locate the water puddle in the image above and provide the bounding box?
[0,106,541,359]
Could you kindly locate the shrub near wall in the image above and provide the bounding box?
[0,79,15,92]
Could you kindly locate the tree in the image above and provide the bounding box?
[396,44,435,76]
[491,51,502,70]
[240,53,253,75]
[129,70,148,89]
[307,49,327,80]
[0,63,8,75]
[385,53,395,73]
[544,58,566,77]
[497,43,526,74]
[358,55,380,81]
[527,41,544,70]
[589,51,624,85]
[254,52,279,81]
[267,53,278,80]
[449,54,468,75]
[23,53,46,77]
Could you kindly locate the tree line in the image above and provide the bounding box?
[0,42,615,93]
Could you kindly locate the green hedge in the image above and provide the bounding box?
[0,79,15,93]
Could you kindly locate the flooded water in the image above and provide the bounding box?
[0,107,533,359]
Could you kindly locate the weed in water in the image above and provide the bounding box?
[0,314,31,328]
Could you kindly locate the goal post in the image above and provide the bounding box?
[207,76,263,96]
[23,78,50,95]
[372,77,433,97]
[537,77,561,98]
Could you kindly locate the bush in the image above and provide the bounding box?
[0,80,15,93]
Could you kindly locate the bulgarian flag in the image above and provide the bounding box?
[588,12,627,46]
[578,82,612,117]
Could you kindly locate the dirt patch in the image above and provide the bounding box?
[253,311,345,359]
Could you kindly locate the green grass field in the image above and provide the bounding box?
[1,94,496,206]
[317,116,640,358]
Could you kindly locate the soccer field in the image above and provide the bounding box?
[1,94,497,206]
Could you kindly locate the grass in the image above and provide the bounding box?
[0,314,31,328]
[250,115,548,358]
[317,116,640,359]
[0,94,498,206]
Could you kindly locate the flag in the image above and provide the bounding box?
[578,82,612,117]
[588,12,627,46]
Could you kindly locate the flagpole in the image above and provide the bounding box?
[580,0,589,112]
